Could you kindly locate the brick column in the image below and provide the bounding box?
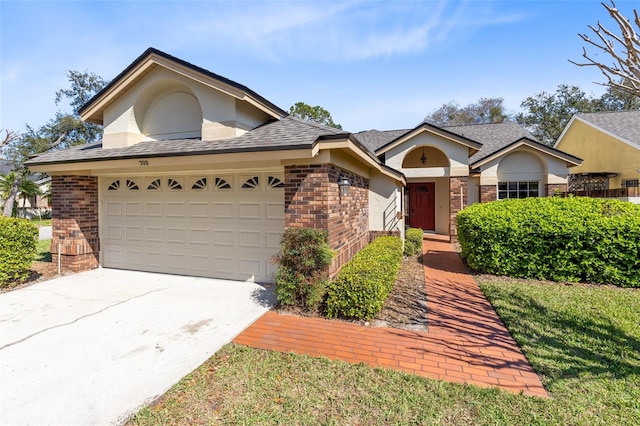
[284,164,369,278]
[449,177,468,238]
[50,175,100,272]
[480,185,497,203]
[546,183,567,196]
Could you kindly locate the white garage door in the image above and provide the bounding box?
[101,172,285,283]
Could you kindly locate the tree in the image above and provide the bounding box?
[424,97,510,126]
[516,85,598,145]
[289,102,342,129]
[595,79,640,110]
[571,1,640,97]
[2,70,107,217]
[0,172,42,217]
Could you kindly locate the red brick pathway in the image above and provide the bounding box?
[233,235,547,397]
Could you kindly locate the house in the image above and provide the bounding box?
[355,121,581,234]
[26,48,580,282]
[0,158,51,217]
[554,110,640,200]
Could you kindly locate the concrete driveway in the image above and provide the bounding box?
[0,269,274,425]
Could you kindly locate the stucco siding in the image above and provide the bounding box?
[369,171,403,238]
[556,119,640,187]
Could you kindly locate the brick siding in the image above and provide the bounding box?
[284,164,369,278]
[50,175,99,272]
[480,185,497,203]
[449,176,468,238]
[546,183,568,196]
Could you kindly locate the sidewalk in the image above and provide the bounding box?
[233,235,547,397]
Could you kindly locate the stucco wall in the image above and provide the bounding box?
[102,67,270,148]
[369,170,404,238]
[384,132,471,178]
[479,147,569,191]
[556,119,640,188]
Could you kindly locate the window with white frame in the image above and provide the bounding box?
[498,181,539,200]
[623,179,639,188]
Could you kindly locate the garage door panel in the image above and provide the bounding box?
[167,227,186,243]
[124,202,142,216]
[105,202,122,216]
[166,202,186,217]
[188,228,210,246]
[145,202,163,217]
[188,202,210,218]
[238,231,261,248]
[124,226,143,241]
[106,225,122,241]
[266,202,285,220]
[238,203,261,219]
[212,202,234,219]
[212,229,234,246]
[145,227,163,242]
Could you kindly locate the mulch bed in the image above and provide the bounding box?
[1,261,60,293]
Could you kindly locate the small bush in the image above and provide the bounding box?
[273,228,334,312]
[0,217,39,287]
[404,228,423,256]
[457,197,640,287]
[326,236,403,320]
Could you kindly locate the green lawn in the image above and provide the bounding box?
[30,218,52,226]
[128,280,639,425]
[35,239,52,262]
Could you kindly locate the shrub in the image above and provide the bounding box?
[273,228,334,312]
[457,197,640,287]
[404,228,423,256]
[326,236,403,320]
[0,217,39,287]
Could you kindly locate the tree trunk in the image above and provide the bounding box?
[3,173,23,218]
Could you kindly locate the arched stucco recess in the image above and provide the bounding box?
[133,79,203,141]
[497,151,546,183]
[402,146,450,168]
[384,132,470,178]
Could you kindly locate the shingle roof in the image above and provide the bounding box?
[79,47,287,120]
[354,122,538,163]
[443,122,538,163]
[575,110,640,149]
[353,129,411,153]
[26,117,347,166]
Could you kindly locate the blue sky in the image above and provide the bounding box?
[1,0,635,134]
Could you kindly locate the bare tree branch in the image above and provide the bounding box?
[570,1,640,97]
[0,129,19,150]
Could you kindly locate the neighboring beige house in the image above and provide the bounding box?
[554,110,640,198]
[27,48,580,281]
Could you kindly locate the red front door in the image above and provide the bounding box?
[408,183,435,231]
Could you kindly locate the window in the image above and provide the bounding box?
[498,181,539,200]
[623,179,639,188]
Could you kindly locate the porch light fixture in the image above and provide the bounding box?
[338,176,351,196]
[420,148,427,165]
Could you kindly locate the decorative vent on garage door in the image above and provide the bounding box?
[268,176,284,188]
[168,178,183,190]
[147,179,161,190]
[214,177,231,190]
[242,176,259,189]
[126,180,139,190]
[192,177,207,190]
[107,180,120,191]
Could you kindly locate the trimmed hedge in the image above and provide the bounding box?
[457,197,640,287]
[0,217,39,287]
[326,236,403,320]
[404,228,423,256]
[274,228,334,312]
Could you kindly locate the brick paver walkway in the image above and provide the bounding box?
[233,235,547,397]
